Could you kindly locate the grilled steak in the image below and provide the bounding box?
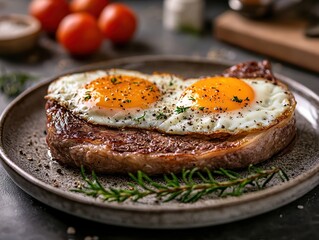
[45,61,296,174]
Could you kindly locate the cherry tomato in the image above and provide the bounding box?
[57,13,103,55]
[70,0,109,18]
[29,0,70,33]
[98,3,137,44]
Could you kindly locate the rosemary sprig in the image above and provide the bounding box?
[0,70,35,97]
[71,165,289,203]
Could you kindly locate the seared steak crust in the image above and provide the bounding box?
[46,100,245,155]
[46,61,296,174]
[222,60,276,81]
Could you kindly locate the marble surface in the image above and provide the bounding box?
[0,0,318,239]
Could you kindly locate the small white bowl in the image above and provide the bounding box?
[0,14,41,55]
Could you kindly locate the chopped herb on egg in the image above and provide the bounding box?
[111,77,117,84]
[134,112,146,122]
[111,77,122,85]
[175,106,190,114]
[123,99,131,103]
[232,96,243,103]
[156,112,167,120]
[84,91,91,101]
[198,106,205,111]
[245,97,250,101]
[188,96,196,101]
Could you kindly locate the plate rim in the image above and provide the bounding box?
[1,55,319,214]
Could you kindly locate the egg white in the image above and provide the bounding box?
[47,70,293,136]
[159,78,291,135]
[47,69,185,129]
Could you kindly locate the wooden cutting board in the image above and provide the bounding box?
[214,11,319,73]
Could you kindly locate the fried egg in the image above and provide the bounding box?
[46,69,295,137]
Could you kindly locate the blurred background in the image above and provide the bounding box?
[0,0,318,110]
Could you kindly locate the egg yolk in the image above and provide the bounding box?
[84,75,161,109]
[185,77,255,112]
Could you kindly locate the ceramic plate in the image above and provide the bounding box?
[1,56,319,229]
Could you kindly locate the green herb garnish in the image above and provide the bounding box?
[198,106,205,111]
[110,77,121,84]
[232,96,243,103]
[111,77,117,84]
[188,96,196,101]
[156,112,167,120]
[0,70,35,97]
[134,112,146,122]
[72,165,289,203]
[84,91,91,101]
[175,106,190,114]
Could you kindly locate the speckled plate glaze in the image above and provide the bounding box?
[0,56,319,229]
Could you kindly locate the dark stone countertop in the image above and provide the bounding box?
[0,1,318,239]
